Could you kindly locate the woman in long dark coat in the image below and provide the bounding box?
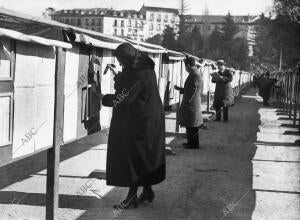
[102,43,166,209]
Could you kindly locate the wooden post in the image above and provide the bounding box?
[46,47,66,220]
[206,91,210,112]
[176,60,185,132]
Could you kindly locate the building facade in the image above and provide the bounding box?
[52,8,146,41]
[186,15,256,38]
[51,6,180,41]
[186,15,258,56]
[140,5,179,38]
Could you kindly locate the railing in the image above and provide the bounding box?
[274,68,300,131]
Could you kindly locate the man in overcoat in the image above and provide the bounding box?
[175,57,204,149]
[212,60,233,122]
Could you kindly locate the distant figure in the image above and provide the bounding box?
[259,71,278,106]
[257,71,269,90]
[102,43,165,209]
[253,73,259,88]
[211,60,233,122]
[175,57,204,149]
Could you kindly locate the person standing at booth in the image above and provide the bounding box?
[174,57,204,149]
[259,71,278,106]
[211,60,233,122]
[101,43,166,209]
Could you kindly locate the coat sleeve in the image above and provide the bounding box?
[102,80,143,108]
[211,72,222,83]
[175,87,184,94]
[187,80,199,103]
[221,70,233,83]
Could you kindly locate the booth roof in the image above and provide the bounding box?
[0,7,168,53]
[0,7,126,44]
[124,38,167,54]
[0,27,72,48]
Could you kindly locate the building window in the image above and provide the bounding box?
[78,18,81,26]
[171,15,175,23]
[91,18,95,26]
[133,29,137,36]
[164,14,168,22]
[149,23,154,30]
[85,18,89,26]
[98,18,102,25]
[135,20,138,28]
[157,24,161,31]
[121,29,124,36]
[128,28,131,33]
[114,29,117,35]
[140,38,144,42]
[65,18,69,24]
[149,13,154,21]
[121,20,124,27]
[128,20,131,27]
[157,14,161,22]
[114,19,117,27]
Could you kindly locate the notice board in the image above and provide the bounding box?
[12,41,55,158]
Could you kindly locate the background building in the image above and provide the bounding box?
[186,15,257,39]
[186,15,258,56]
[51,5,180,41]
[140,5,180,38]
[52,8,146,41]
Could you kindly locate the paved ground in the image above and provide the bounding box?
[0,88,299,220]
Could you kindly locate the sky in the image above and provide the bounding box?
[0,0,274,16]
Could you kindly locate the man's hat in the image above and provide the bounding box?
[217,60,225,65]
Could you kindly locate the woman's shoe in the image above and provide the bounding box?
[113,197,139,209]
[138,192,155,203]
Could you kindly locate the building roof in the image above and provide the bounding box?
[53,8,144,19]
[187,15,257,24]
[140,5,179,14]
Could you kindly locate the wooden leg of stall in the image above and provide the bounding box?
[46,47,66,220]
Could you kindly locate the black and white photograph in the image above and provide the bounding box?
[0,0,299,219]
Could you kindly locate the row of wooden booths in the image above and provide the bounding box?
[0,7,252,219]
[0,7,252,165]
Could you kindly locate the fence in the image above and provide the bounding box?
[274,68,300,132]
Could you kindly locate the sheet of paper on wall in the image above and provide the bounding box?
[0,38,11,78]
[12,42,55,158]
[34,86,54,151]
[0,96,11,146]
[13,88,35,158]
[63,47,79,143]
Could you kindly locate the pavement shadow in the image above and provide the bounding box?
[0,130,108,190]
[0,190,104,210]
